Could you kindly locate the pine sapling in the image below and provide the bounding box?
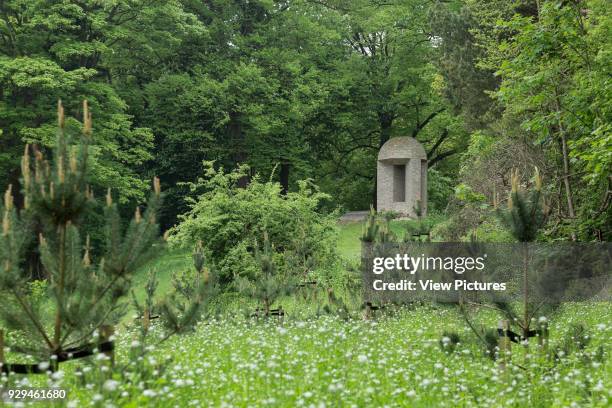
[157,241,219,341]
[237,231,296,318]
[497,167,547,349]
[0,100,162,367]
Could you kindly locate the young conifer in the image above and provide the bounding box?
[0,101,161,363]
[156,241,219,339]
[236,231,295,317]
[496,167,547,346]
[497,167,546,242]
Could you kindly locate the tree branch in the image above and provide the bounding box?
[428,148,458,167]
[412,108,445,138]
[426,128,449,158]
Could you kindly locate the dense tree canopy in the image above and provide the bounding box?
[1,0,609,239]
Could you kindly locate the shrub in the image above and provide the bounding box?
[427,168,454,213]
[169,163,340,287]
[469,217,515,243]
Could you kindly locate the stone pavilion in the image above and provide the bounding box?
[376,137,427,218]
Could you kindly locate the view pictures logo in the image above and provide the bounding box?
[372,254,487,275]
[364,243,610,303]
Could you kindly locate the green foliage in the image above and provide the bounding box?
[0,101,161,359]
[0,0,469,225]
[310,0,466,210]
[469,218,515,243]
[427,168,454,213]
[454,183,487,205]
[158,260,219,337]
[482,328,499,360]
[361,208,399,244]
[170,163,339,287]
[497,168,546,242]
[360,207,379,243]
[429,2,499,130]
[403,219,432,243]
[131,241,219,344]
[556,323,591,360]
[434,0,611,241]
[0,0,167,203]
[488,0,610,239]
[235,231,296,316]
[435,127,548,242]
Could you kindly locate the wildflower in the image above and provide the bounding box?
[103,379,119,392]
[143,389,157,398]
[593,381,604,392]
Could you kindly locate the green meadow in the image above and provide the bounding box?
[3,221,610,408]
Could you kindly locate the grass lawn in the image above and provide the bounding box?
[130,247,192,305]
[335,217,440,261]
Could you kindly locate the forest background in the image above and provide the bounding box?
[1,0,610,243]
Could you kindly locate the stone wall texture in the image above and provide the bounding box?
[377,137,427,218]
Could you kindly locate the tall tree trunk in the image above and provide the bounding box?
[280,160,290,195]
[229,112,250,188]
[554,96,577,241]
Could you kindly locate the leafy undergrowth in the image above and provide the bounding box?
[3,303,610,407]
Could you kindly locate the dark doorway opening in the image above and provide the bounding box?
[393,164,406,202]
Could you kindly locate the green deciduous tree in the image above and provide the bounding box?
[474,0,611,240]
[0,0,203,204]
